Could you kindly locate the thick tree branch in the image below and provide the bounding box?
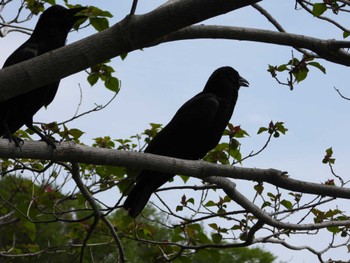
[158,25,350,65]
[0,140,349,201]
[1,0,349,102]
[204,176,350,231]
[0,0,259,102]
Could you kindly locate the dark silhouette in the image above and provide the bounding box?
[123,66,249,218]
[0,5,86,147]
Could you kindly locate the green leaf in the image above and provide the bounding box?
[211,233,222,244]
[22,220,36,241]
[25,0,45,14]
[217,208,226,214]
[281,199,293,210]
[325,209,342,217]
[277,64,289,72]
[234,129,249,138]
[105,77,120,92]
[69,128,84,139]
[223,195,231,203]
[187,198,195,205]
[172,235,185,242]
[90,17,109,31]
[87,74,99,86]
[208,223,218,230]
[176,205,183,212]
[327,226,340,234]
[89,7,113,18]
[229,148,242,162]
[205,200,216,207]
[275,122,288,134]
[326,147,333,156]
[257,127,268,134]
[120,53,128,60]
[313,3,327,16]
[187,223,201,232]
[196,232,211,243]
[180,175,190,183]
[174,226,183,235]
[294,67,309,83]
[343,31,350,39]
[76,193,86,205]
[308,62,326,74]
[254,183,264,195]
[261,201,271,209]
[142,228,152,237]
[267,192,276,199]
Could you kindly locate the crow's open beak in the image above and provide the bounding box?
[239,77,249,87]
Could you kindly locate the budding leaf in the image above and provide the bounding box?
[313,3,327,16]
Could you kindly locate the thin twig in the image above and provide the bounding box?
[58,92,118,126]
[334,87,350,100]
[130,0,138,15]
[297,0,350,33]
[70,163,125,263]
[252,3,313,57]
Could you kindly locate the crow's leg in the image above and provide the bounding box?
[1,120,23,148]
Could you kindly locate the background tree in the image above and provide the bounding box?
[0,0,350,262]
[0,176,276,263]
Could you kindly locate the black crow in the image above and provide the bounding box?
[0,5,86,147]
[123,66,249,218]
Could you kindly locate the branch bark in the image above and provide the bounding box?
[0,0,259,102]
[157,25,350,65]
[1,0,349,102]
[204,176,350,231]
[0,139,349,200]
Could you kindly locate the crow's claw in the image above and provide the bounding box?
[3,134,24,148]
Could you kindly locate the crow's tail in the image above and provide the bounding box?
[123,171,174,218]
[123,181,155,218]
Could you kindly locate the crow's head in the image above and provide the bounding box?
[34,5,87,36]
[203,66,249,98]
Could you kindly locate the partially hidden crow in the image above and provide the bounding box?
[0,5,86,147]
[123,66,249,218]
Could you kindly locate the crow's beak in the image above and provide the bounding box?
[239,77,249,87]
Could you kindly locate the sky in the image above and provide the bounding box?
[1,0,350,262]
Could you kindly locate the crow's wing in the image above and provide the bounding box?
[3,42,39,67]
[124,94,222,218]
[145,92,221,159]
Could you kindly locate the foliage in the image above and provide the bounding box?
[268,55,326,90]
[1,1,350,263]
[0,176,275,263]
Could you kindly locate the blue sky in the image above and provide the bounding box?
[1,0,350,262]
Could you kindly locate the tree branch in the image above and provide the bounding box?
[204,176,350,231]
[158,25,350,65]
[0,0,259,102]
[0,140,349,201]
[70,162,125,263]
